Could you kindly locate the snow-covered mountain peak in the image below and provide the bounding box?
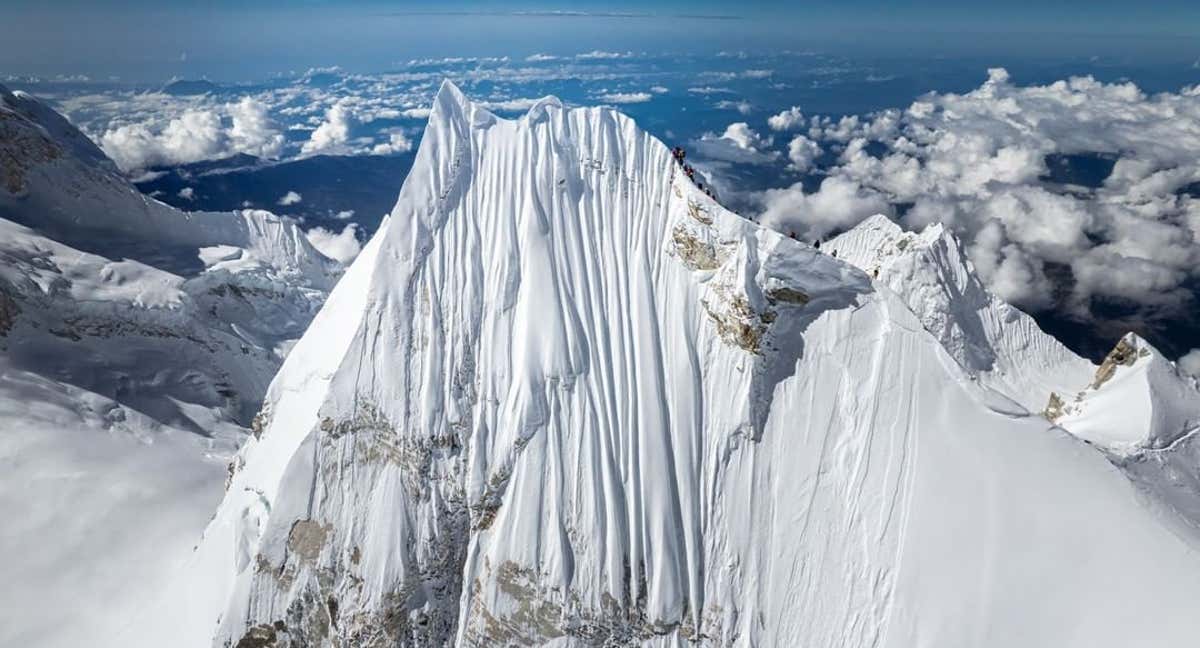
[1050,332,1200,454]
[142,84,1200,648]
[1092,332,1155,389]
[1,82,112,179]
[828,215,1200,530]
[828,213,1095,412]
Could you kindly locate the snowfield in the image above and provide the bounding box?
[128,81,1200,647]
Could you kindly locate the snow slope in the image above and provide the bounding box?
[1048,333,1200,533]
[827,215,1200,532]
[144,81,1200,648]
[1050,333,1200,453]
[825,213,1095,413]
[0,84,340,647]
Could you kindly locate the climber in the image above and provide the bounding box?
[814,239,821,250]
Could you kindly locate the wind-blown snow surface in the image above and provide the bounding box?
[145,81,1200,647]
[825,214,1095,414]
[0,84,340,646]
[826,214,1200,534]
[1052,333,1200,453]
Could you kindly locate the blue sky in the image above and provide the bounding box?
[2,1,1198,81]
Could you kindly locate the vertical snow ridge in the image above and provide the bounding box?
[163,86,1200,648]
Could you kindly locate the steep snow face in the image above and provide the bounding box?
[1051,333,1200,453]
[1047,334,1200,534]
[159,81,1200,648]
[826,214,1094,413]
[827,216,1200,532]
[0,85,341,646]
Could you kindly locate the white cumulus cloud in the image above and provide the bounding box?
[227,97,285,159]
[715,100,753,115]
[99,99,284,170]
[692,122,779,165]
[768,105,805,131]
[277,191,302,206]
[756,68,1200,325]
[372,130,413,155]
[302,102,354,154]
[596,92,652,104]
[305,223,362,264]
[758,176,892,241]
[786,135,822,172]
[1180,349,1200,376]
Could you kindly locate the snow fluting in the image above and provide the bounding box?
[136,81,1200,648]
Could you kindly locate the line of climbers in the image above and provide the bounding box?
[787,232,837,257]
[667,149,854,262]
[670,149,850,263]
[671,146,717,200]
[671,146,849,264]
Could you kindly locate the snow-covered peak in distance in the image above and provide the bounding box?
[0,85,342,646]
[140,80,1200,648]
[826,213,1096,413]
[1,83,340,289]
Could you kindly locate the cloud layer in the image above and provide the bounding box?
[305,223,362,264]
[100,97,283,169]
[754,69,1200,352]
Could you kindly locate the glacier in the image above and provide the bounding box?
[122,81,1200,647]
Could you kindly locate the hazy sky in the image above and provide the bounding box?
[3,1,1198,81]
